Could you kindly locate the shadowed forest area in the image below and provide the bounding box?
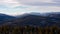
[0,25,60,34]
[0,13,60,34]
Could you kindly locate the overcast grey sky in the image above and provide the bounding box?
[0,0,60,16]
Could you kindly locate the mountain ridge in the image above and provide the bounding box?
[0,12,60,27]
[0,13,16,24]
[1,12,60,27]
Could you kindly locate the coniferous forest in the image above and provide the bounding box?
[0,25,60,34]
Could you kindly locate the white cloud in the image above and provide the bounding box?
[18,0,53,3]
[14,6,60,12]
[0,0,60,15]
[0,0,23,8]
[38,6,60,13]
[16,0,60,6]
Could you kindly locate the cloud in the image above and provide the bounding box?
[0,0,22,8]
[0,5,8,9]
[0,0,60,15]
[53,0,60,3]
[0,0,60,8]
[22,2,60,6]
[0,11,27,16]
[17,0,60,6]
[36,6,60,12]
[17,0,53,3]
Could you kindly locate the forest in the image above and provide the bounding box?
[0,13,60,34]
[0,25,60,34]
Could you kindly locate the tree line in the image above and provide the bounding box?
[0,25,60,34]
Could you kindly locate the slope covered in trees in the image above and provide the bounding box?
[0,12,60,34]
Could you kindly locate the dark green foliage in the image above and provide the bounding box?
[0,25,60,34]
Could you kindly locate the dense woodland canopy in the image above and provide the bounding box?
[0,25,60,34]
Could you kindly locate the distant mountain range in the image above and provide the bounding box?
[0,13,16,24]
[0,12,60,27]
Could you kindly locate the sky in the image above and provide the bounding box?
[0,0,60,16]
